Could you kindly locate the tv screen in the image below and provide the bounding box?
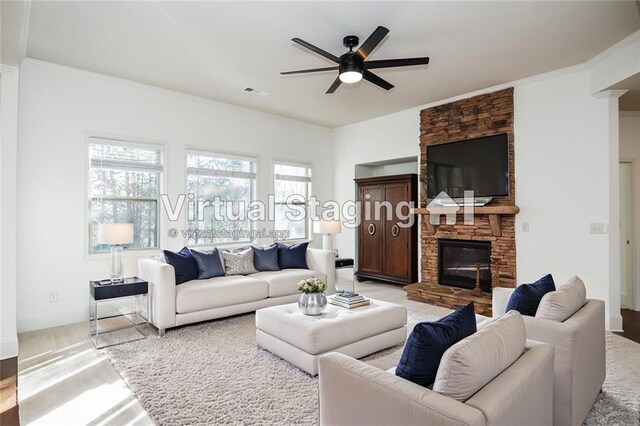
[426,134,509,199]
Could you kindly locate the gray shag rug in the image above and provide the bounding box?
[105,311,640,426]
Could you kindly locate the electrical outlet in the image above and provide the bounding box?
[590,223,605,234]
[49,291,58,303]
[521,222,530,232]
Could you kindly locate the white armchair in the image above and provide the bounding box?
[492,287,605,426]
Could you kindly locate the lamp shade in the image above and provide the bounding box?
[313,220,342,235]
[97,223,134,245]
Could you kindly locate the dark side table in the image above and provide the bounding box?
[89,277,150,349]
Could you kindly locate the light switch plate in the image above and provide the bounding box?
[590,223,605,234]
[521,222,530,232]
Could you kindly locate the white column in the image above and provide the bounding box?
[1,65,20,359]
[594,89,627,331]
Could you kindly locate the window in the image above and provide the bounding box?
[88,138,163,253]
[274,162,312,240]
[186,151,257,245]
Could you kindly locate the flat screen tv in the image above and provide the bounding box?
[426,134,509,199]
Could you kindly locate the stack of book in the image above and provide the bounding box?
[329,291,370,309]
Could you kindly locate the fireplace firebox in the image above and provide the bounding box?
[438,239,491,292]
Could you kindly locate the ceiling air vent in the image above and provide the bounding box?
[243,87,272,97]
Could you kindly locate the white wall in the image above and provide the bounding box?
[514,70,613,326]
[1,65,19,358]
[620,112,640,311]
[334,108,422,259]
[334,66,618,328]
[16,59,335,332]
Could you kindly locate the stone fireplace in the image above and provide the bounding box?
[439,239,491,292]
[404,88,518,316]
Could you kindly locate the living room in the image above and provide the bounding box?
[1,1,640,425]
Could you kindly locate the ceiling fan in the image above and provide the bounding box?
[281,26,429,94]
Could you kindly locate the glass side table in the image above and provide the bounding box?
[89,277,150,349]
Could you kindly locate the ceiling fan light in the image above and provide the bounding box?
[339,71,363,84]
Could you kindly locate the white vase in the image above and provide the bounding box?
[298,292,327,316]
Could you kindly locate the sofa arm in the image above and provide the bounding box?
[492,287,515,317]
[306,248,336,295]
[318,353,485,426]
[138,259,177,331]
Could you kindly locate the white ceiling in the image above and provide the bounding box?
[15,1,640,127]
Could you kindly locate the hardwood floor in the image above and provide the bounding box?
[616,309,640,344]
[17,271,445,425]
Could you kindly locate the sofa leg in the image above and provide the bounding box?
[158,328,166,337]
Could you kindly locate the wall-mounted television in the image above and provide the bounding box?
[426,134,509,199]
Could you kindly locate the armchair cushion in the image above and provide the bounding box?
[433,310,526,402]
[536,276,586,322]
[505,274,555,316]
[396,302,476,388]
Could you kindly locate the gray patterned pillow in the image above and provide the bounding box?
[221,248,258,275]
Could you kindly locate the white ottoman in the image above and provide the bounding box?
[256,299,407,375]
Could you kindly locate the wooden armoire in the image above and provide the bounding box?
[355,174,418,285]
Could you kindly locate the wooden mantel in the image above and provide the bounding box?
[412,205,520,237]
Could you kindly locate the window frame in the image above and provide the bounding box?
[273,160,313,242]
[86,135,165,255]
[185,149,258,247]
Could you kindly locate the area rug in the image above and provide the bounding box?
[105,311,640,425]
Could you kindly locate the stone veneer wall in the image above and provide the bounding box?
[420,88,516,291]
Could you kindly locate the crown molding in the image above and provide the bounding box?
[594,90,628,99]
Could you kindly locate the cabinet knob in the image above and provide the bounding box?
[391,224,399,237]
[367,223,376,235]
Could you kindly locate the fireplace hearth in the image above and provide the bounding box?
[438,239,491,292]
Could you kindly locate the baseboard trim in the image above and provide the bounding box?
[17,308,86,333]
[609,314,623,332]
[0,337,18,359]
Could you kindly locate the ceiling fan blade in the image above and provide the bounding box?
[365,57,430,69]
[355,26,389,60]
[281,67,338,75]
[363,70,394,91]
[326,77,342,94]
[292,38,340,63]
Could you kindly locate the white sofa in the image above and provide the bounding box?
[138,248,336,335]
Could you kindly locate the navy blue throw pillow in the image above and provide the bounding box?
[506,274,556,316]
[163,247,198,285]
[396,303,477,388]
[252,244,280,271]
[277,242,309,269]
[190,249,225,279]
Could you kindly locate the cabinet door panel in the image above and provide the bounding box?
[359,185,383,274]
[383,183,410,278]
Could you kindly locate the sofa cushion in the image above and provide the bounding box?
[395,303,477,388]
[433,310,526,402]
[536,276,587,322]
[277,242,309,269]
[190,248,225,279]
[249,269,326,297]
[175,275,268,314]
[506,274,556,316]
[252,244,280,272]
[221,247,258,275]
[163,247,198,285]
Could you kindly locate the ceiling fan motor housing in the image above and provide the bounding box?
[339,51,363,75]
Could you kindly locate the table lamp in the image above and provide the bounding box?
[98,223,134,283]
[313,220,341,254]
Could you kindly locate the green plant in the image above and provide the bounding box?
[297,277,326,294]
